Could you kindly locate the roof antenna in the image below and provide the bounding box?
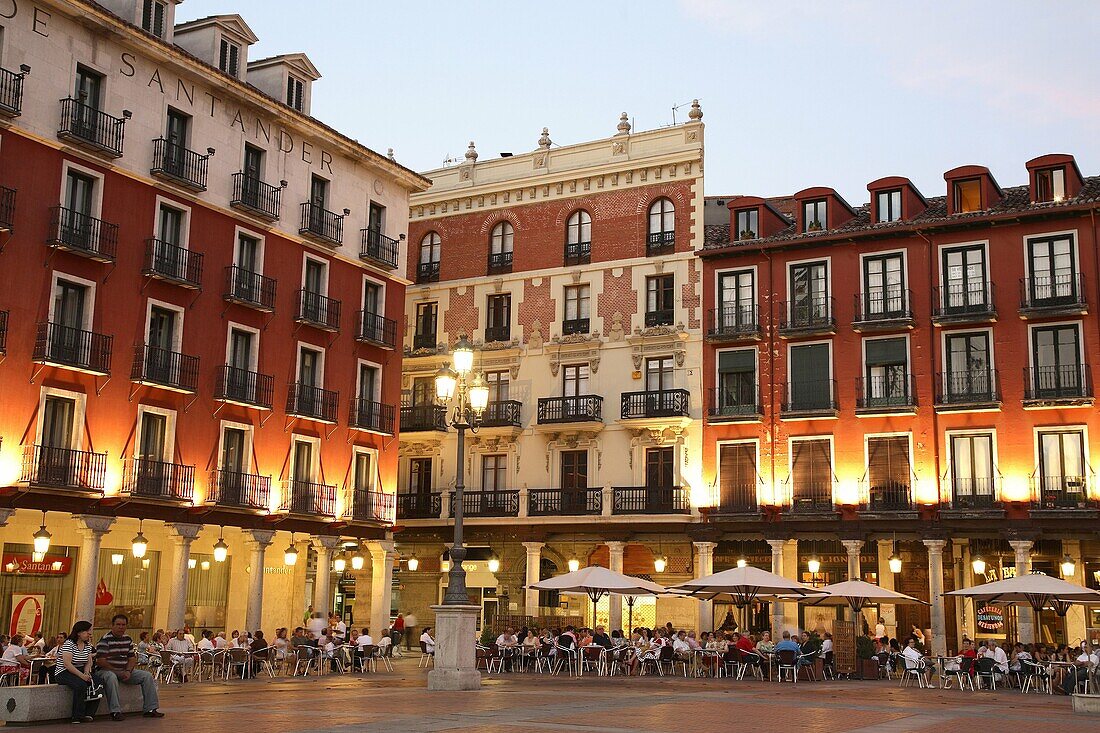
[671,99,701,125]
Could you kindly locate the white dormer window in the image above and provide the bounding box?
[141,0,167,37]
[219,38,241,76]
[287,76,305,111]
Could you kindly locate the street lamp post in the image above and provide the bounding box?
[427,335,488,691]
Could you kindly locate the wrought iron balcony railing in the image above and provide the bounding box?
[206,469,270,510]
[400,405,447,432]
[861,481,913,511]
[935,370,1001,406]
[280,479,337,517]
[230,172,281,221]
[706,305,760,341]
[856,374,917,412]
[781,379,837,414]
[412,331,437,351]
[295,289,341,331]
[484,325,511,343]
[214,364,274,409]
[451,490,520,518]
[223,266,277,312]
[487,251,513,273]
[344,488,395,523]
[397,492,442,519]
[299,202,344,246]
[1031,475,1093,510]
[0,65,28,116]
[143,238,203,288]
[932,283,996,322]
[537,395,603,424]
[562,317,590,335]
[612,486,689,515]
[0,310,6,355]
[644,308,674,327]
[122,457,195,501]
[787,483,836,513]
[528,488,602,516]
[853,288,913,327]
[20,444,106,491]
[57,98,127,157]
[621,389,690,419]
[417,261,440,283]
[356,311,397,349]
[564,241,591,265]
[349,399,395,434]
[150,138,209,191]
[779,297,836,335]
[286,383,339,423]
[48,206,118,262]
[360,229,400,269]
[130,345,199,393]
[0,185,15,231]
[480,400,522,428]
[33,322,112,375]
[1023,365,1093,401]
[716,484,758,514]
[1020,272,1086,312]
[706,386,761,421]
[647,230,674,255]
[944,478,999,509]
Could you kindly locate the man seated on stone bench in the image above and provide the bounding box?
[94,614,165,720]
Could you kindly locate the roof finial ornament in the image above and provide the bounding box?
[538,127,552,150]
[616,112,631,136]
[387,148,396,162]
[465,141,478,162]
[688,99,703,122]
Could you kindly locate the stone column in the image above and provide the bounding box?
[73,515,115,622]
[767,539,786,637]
[522,542,543,618]
[244,530,275,633]
[312,535,342,616]
[693,542,716,633]
[841,539,863,623]
[1009,539,1035,643]
[876,539,897,638]
[368,539,396,639]
[1062,540,1087,644]
[953,540,974,644]
[923,539,948,656]
[165,523,202,631]
[605,541,625,632]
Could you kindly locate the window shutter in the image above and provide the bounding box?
[718,349,755,373]
[791,343,828,384]
[720,444,755,490]
[868,436,910,485]
[865,337,907,366]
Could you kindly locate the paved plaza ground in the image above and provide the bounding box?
[26,658,1095,732]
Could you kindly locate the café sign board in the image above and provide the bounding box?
[976,604,1005,631]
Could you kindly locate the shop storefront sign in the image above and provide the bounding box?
[2,553,72,575]
[976,604,1005,631]
[9,593,45,636]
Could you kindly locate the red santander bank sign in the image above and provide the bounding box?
[2,554,73,575]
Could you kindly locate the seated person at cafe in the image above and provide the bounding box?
[0,633,32,684]
[591,626,613,650]
[95,614,164,720]
[901,637,934,686]
[983,639,1009,679]
[357,628,374,649]
[672,630,692,656]
[774,631,801,655]
[290,627,312,648]
[196,630,215,652]
[1060,642,1099,695]
[166,629,196,679]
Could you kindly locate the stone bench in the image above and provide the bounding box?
[1072,693,1100,715]
[1,682,146,724]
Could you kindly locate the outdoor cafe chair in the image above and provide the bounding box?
[738,650,764,680]
[250,646,277,678]
[552,642,579,677]
[798,651,820,682]
[974,657,998,690]
[822,650,835,680]
[224,647,251,680]
[418,640,434,668]
[639,646,676,677]
[157,650,189,684]
[1020,659,1049,694]
[196,649,220,681]
[291,645,317,677]
[580,645,603,676]
[374,644,394,672]
[899,656,929,688]
[357,645,379,673]
[941,656,975,691]
[775,649,799,683]
[475,643,494,672]
[532,643,554,674]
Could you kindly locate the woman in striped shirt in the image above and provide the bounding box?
[54,621,98,723]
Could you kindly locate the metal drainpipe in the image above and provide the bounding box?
[764,248,777,503]
[915,228,942,503]
[1091,209,1100,347]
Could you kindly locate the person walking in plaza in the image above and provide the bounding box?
[94,614,164,720]
[404,612,418,650]
[55,620,98,724]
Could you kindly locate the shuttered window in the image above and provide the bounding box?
[219,39,241,76]
[719,443,756,509]
[867,436,910,487]
[792,439,832,490]
[865,337,907,366]
[142,0,166,36]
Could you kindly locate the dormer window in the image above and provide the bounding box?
[876,189,902,223]
[735,208,758,240]
[953,178,982,213]
[286,76,305,112]
[802,200,826,232]
[219,38,241,76]
[141,0,167,37]
[1036,167,1066,203]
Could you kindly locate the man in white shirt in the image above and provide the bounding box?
[420,627,435,655]
[874,618,886,641]
[306,613,326,640]
[984,639,1009,675]
[165,630,196,679]
[672,631,692,655]
[196,630,215,652]
[496,628,518,648]
[901,638,933,687]
[356,629,374,649]
[821,633,834,655]
[214,632,229,650]
[331,616,347,644]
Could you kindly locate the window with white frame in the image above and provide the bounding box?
[948,433,995,507]
[218,38,241,76]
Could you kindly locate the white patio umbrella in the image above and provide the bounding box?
[528,565,668,630]
[795,579,928,612]
[670,565,825,608]
[946,571,1100,642]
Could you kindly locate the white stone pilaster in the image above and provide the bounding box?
[244,529,275,633]
[522,542,543,618]
[1009,539,1035,643]
[165,523,203,631]
[73,515,115,623]
[605,541,625,632]
[924,539,948,656]
[369,539,396,639]
[693,541,716,632]
[312,535,342,616]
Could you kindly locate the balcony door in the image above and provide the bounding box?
[40,396,77,486]
[1028,235,1076,304]
[291,440,314,513]
[63,171,95,249]
[1038,430,1087,503]
[718,270,754,330]
[408,458,432,496]
[309,175,329,230]
[354,452,373,507]
[645,356,674,414]
[147,306,177,382]
[867,436,911,509]
[560,450,588,513]
[789,343,830,410]
[863,252,904,316]
[949,433,994,506]
[645,447,675,513]
[789,261,828,325]
[164,108,189,175]
[944,332,990,400]
[942,245,988,312]
[791,439,832,510]
[367,202,384,236]
[303,259,326,319]
[481,455,508,513]
[74,66,102,110]
[243,145,263,183]
[719,442,756,511]
[227,328,254,400]
[52,280,87,364]
[1032,325,1081,397]
[363,280,381,316]
[137,411,169,496]
[562,363,589,420]
[864,337,909,407]
[219,427,247,505]
[718,349,755,415]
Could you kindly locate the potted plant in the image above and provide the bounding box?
[807,220,824,232]
[739,229,757,241]
[856,635,880,679]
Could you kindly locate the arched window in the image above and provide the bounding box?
[647,198,675,255]
[565,210,592,264]
[418,232,440,282]
[488,221,514,273]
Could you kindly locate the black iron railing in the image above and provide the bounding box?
[417,261,440,283]
[717,484,758,513]
[487,251,513,273]
[528,488,602,516]
[295,289,341,331]
[854,288,913,324]
[933,283,995,319]
[946,478,998,509]
[1031,476,1092,510]
[281,479,337,517]
[935,370,1000,405]
[150,138,209,190]
[397,492,442,519]
[299,202,344,246]
[48,206,118,261]
[20,445,106,491]
[207,469,270,510]
[485,325,511,343]
[788,483,835,513]
[0,185,15,231]
[612,486,689,514]
[143,238,203,288]
[0,65,28,116]
[360,229,400,269]
[349,399,395,434]
[122,458,195,501]
[481,400,522,428]
[57,98,126,157]
[856,374,917,410]
[453,490,520,518]
[706,386,761,420]
[412,331,437,350]
[620,389,690,419]
[1020,272,1085,311]
[537,395,603,424]
[779,297,835,333]
[214,364,274,409]
[357,311,397,348]
[644,308,674,327]
[782,379,837,413]
[231,172,281,220]
[223,266,277,311]
[706,305,759,339]
[286,383,339,423]
[344,489,395,523]
[863,481,912,511]
[565,241,591,265]
[33,322,112,375]
[562,317,590,335]
[1024,365,1093,401]
[400,405,447,431]
[647,231,675,255]
[130,345,199,392]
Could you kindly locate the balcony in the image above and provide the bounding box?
[142,239,203,289]
[299,202,344,247]
[644,309,674,328]
[787,483,836,514]
[417,261,440,283]
[295,290,341,332]
[214,365,274,410]
[0,64,28,116]
[781,379,837,418]
[452,490,521,518]
[855,374,917,415]
[536,395,603,425]
[934,370,1001,410]
[852,289,914,331]
[20,445,106,492]
[360,229,400,270]
[397,492,442,519]
[706,305,761,343]
[942,478,1000,512]
[150,138,209,191]
[480,400,522,428]
[47,206,118,262]
[130,345,199,393]
[206,469,270,511]
[223,266,276,312]
[280,479,337,518]
[0,310,7,355]
[1031,476,1094,511]
[343,489,395,524]
[564,241,591,265]
[356,311,397,349]
[286,383,339,424]
[33,322,112,376]
[121,458,195,502]
[562,317,590,336]
[620,389,690,420]
[706,386,762,423]
[1023,365,1093,406]
[57,98,127,158]
[349,399,395,434]
[932,284,996,325]
[230,172,281,221]
[778,297,836,337]
[400,405,447,432]
[715,484,759,515]
[647,231,674,256]
[484,325,511,343]
[1019,273,1087,317]
[612,486,689,515]
[0,185,16,232]
[412,331,437,351]
[861,481,913,512]
[528,488,602,516]
[487,251,513,274]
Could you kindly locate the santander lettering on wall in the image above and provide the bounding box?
[2,553,73,575]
